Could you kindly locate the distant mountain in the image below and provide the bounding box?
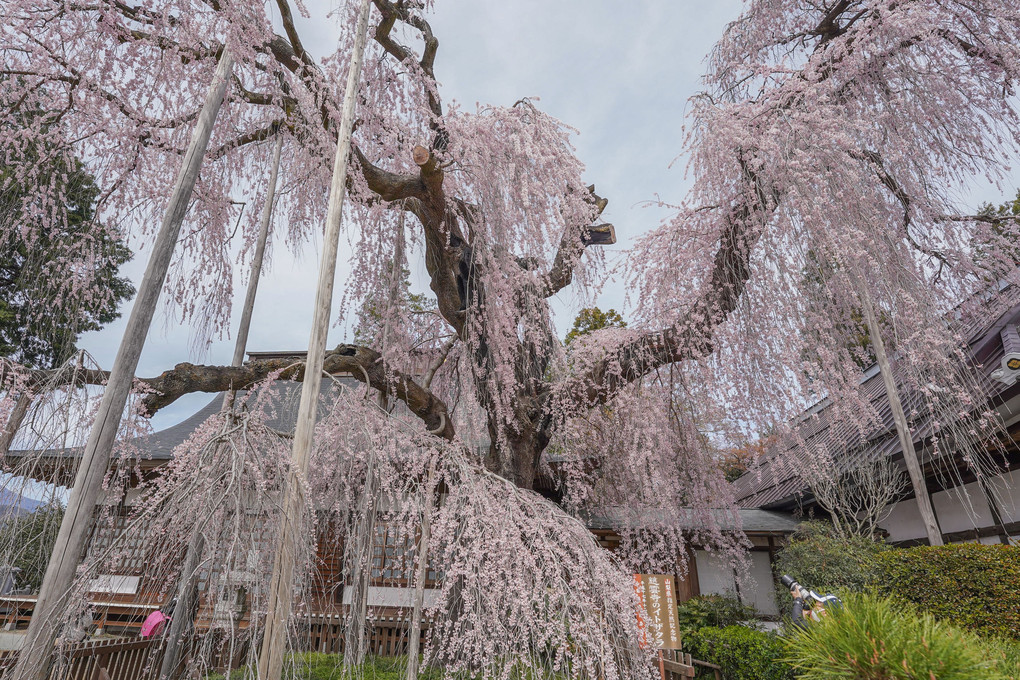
[0,488,44,517]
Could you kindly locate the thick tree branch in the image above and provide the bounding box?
[208,121,285,159]
[556,163,776,412]
[545,186,614,296]
[351,145,427,201]
[23,347,455,440]
[274,0,317,72]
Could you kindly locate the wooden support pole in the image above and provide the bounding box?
[158,134,284,680]
[859,285,943,546]
[342,455,379,667]
[10,48,236,680]
[256,2,372,678]
[404,458,436,680]
[223,133,285,410]
[0,392,32,456]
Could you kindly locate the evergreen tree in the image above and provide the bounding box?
[0,133,133,369]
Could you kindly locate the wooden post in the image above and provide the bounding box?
[159,134,284,680]
[859,284,943,546]
[404,458,436,680]
[9,48,235,680]
[0,392,32,456]
[223,133,285,409]
[342,455,379,667]
[255,2,372,678]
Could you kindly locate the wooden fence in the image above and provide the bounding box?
[0,620,421,680]
[294,618,427,657]
[0,621,709,680]
[0,636,164,680]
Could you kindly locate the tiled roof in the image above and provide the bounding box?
[585,507,800,534]
[733,282,1020,510]
[9,378,361,462]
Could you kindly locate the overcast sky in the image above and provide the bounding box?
[77,2,1018,432]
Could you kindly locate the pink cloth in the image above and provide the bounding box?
[140,610,168,638]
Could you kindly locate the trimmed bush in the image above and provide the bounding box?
[676,595,759,632]
[785,592,1015,680]
[876,543,1020,640]
[772,520,888,608]
[683,626,794,680]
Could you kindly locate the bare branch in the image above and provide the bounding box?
[372,0,443,120]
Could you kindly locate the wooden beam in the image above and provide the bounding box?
[256,3,373,678]
[10,48,236,680]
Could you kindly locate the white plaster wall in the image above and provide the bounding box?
[880,498,927,542]
[879,468,1017,542]
[694,550,778,617]
[694,550,736,597]
[931,481,993,534]
[988,467,1020,524]
[342,586,440,608]
[742,552,779,617]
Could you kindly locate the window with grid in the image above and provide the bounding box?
[369,524,439,586]
[88,513,149,575]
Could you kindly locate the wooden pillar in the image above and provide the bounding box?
[10,48,235,680]
[255,2,372,678]
[404,458,437,680]
[0,392,32,456]
[859,284,943,546]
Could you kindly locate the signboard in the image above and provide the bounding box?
[633,573,682,650]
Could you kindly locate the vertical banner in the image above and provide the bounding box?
[633,573,682,650]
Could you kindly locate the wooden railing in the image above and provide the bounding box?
[294,614,428,657]
[0,637,164,680]
[0,596,159,636]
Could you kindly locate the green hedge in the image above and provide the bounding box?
[676,595,758,632]
[772,520,887,608]
[876,543,1020,640]
[683,626,794,680]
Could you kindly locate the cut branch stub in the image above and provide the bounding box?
[412,144,431,166]
[582,223,616,246]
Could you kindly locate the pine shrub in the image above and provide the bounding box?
[785,592,1014,680]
